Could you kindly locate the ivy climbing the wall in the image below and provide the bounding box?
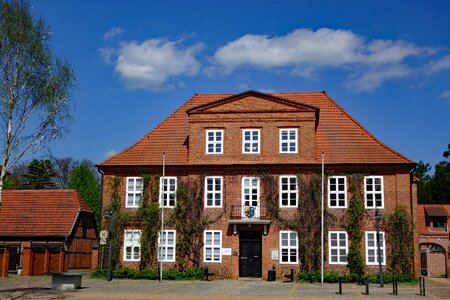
[383,205,414,275]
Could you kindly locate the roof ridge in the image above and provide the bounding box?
[321,92,414,164]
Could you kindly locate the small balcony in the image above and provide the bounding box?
[229,205,271,223]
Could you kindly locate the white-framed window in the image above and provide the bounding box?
[242,177,260,218]
[205,176,222,207]
[159,177,177,207]
[204,230,222,262]
[242,129,260,154]
[328,176,347,208]
[279,176,298,207]
[126,177,142,208]
[206,129,224,154]
[280,231,298,264]
[279,128,298,153]
[364,176,384,209]
[123,229,141,261]
[365,231,385,265]
[158,230,176,262]
[329,231,348,264]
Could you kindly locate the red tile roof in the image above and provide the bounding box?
[99,91,413,166]
[0,190,93,237]
[417,204,450,235]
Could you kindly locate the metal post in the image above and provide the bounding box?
[159,152,166,282]
[364,276,369,295]
[107,210,113,281]
[337,277,342,295]
[425,248,431,277]
[375,207,384,287]
[419,276,425,296]
[321,151,324,286]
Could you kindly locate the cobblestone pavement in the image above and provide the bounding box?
[0,275,449,300]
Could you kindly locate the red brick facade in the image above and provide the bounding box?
[98,91,419,279]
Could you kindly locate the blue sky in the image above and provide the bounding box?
[28,0,450,168]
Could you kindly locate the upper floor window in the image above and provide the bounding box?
[158,230,176,262]
[279,176,298,207]
[204,230,222,262]
[206,130,223,154]
[123,229,141,261]
[279,128,298,153]
[242,129,260,154]
[328,176,347,208]
[431,217,447,229]
[364,176,384,209]
[159,177,177,207]
[365,231,385,265]
[205,176,222,207]
[126,177,142,208]
[280,231,298,264]
[329,231,348,264]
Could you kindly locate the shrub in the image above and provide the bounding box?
[113,267,137,279]
[90,268,107,279]
[296,271,415,284]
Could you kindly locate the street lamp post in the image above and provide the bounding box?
[105,210,113,282]
[375,206,384,287]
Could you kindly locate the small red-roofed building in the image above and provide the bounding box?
[0,190,98,276]
[418,204,450,278]
[98,90,419,279]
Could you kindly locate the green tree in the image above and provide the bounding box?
[69,163,101,229]
[413,160,432,203]
[23,159,56,189]
[431,144,450,204]
[0,0,75,205]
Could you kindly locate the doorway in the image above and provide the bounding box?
[239,231,262,278]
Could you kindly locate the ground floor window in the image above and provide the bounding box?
[280,231,298,264]
[204,230,222,262]
[365,231,385,265]
[158,230,176,262]
[123,229,141,261]
[329,231,348,264]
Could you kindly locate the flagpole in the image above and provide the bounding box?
[321,151,324,286]
[160,152,166,282]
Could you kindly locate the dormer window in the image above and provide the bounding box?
[206,130,223,154]
[243,129,260,154]
[431,217,447,229]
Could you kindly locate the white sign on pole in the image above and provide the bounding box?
[100,230,108,239]
[100,238,107,245]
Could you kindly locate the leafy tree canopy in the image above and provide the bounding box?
[22,159,56,189]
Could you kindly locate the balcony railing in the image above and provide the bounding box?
[230,205,270,221]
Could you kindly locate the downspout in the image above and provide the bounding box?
[97,167,105,227]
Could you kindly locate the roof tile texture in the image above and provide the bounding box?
[417,204,450,235]
[100,92,413,166]
[0,190,93,237]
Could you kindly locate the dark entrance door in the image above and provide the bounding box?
[8,247,19,272]
[239,231,262,277]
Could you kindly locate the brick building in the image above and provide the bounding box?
[0,190,98,276]
[98,90,419,279]
[418,204,449,278]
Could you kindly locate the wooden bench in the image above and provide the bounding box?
[283,268,294,282]
[201,267,215,281]
[48,272,85,290]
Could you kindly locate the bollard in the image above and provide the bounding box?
[392,276,398,295]
[419,276,426,296]
[336,277,342,295]
[362,276,369,295]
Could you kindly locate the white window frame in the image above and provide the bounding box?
[365,231,386,265]
[242,129,260,154]
[203,230,222,263]
[364,176,384,209]
[279,128,298,153]
[328,176,347,208]
[279,176,298,207]
[123,229,141,262]
[205,176,223,208]
[126,177,142,208]
[280,231,298,264]
[158,230,176,262]
[159,177,177,208]
[242,177,260,218]
[328,231,348,265]
[206,129,224,154]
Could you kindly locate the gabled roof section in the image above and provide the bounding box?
[187,90,319,114]
[99,90,413,166]
[0,190,93,238]
[418,204,450,235]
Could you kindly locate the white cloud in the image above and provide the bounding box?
[424,55,450,75]
[439,90,450,98]
[211,28,433,91]
[113,38,203,90]
[104,27,124,40]
[98,47,116,64]
[104,150,117,159]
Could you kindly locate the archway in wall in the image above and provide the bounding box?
[419,243,448,278]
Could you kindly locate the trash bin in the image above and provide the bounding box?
[267,270,276,281]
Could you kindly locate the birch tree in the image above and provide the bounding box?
[0,0,75,205]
